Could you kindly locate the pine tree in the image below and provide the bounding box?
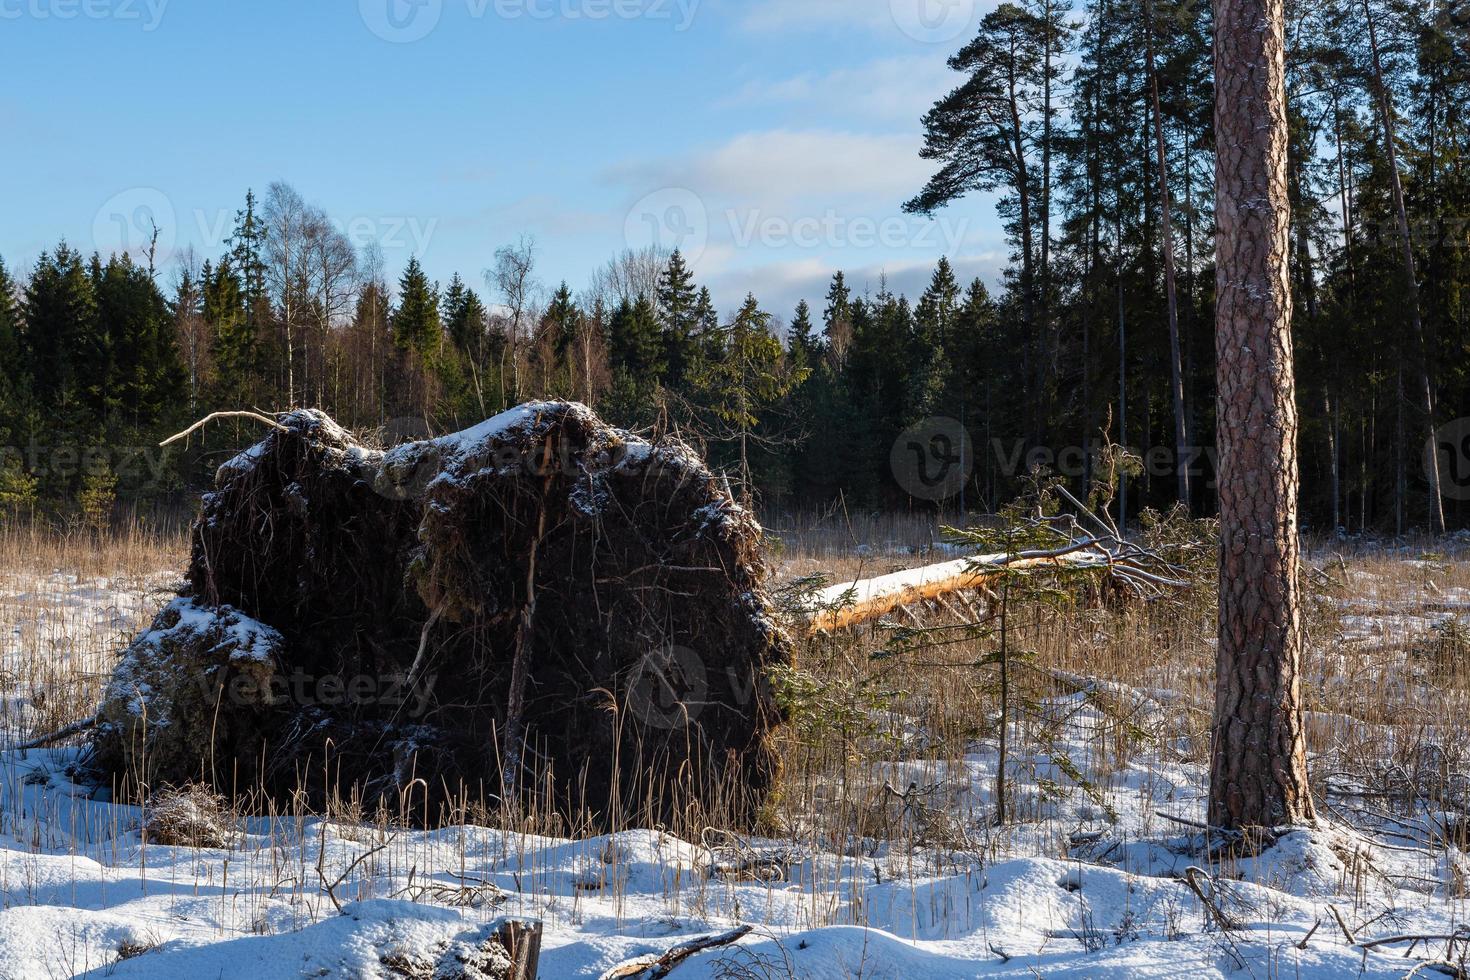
[541,282,582,397]
[608,293,665,381]
[228,190,271,394]
[442,274,488,355]
[692,294,806,499]
[21,244,98,427]
[787,300,818,376]
[206,257,255,404]
[1210,0,1314,828]
[822,272,853,362]
[657,250,701,393]
[392,257,442,354]
[0,258,19,412]
[908,3,1052,434]
[95,253,183,430]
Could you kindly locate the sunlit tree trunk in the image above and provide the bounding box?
[1210,0,1315,830]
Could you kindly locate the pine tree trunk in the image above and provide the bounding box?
[1040,0,1055,438]
[1364,0,1446,534]
[1010,106,1039,448]
[1209,0,1315,830]
[1145,0,1191,508]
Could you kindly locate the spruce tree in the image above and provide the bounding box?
[608,293,665,381]
[0,258,18,400]
[657,250,701,393]
[543,282,582,396]
[21,244,98,427]
[392,257,442,354]
[0,257,22,450]
[787,300,818,376]
[442,274,487,355]
[692,294,806,499]
[95,253,183,430]
[206,257,255,403]
[228,191,271,374]
[823,272,853,361]
[604,294,666,425]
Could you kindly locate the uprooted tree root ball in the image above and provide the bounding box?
[91,403,792,828]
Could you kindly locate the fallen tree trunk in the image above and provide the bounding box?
[801,537,1189,635]
[92,403,792,828]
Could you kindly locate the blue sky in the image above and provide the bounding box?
[1,0,1006,318]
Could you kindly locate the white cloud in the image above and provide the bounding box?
[606,129,933,208]
[718,56,953,124]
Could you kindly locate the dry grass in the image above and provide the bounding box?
[0,517,188,743]
[0,513,1467,954]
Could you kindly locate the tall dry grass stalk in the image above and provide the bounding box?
[0,511,1466,946]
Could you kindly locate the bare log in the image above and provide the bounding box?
[801,533,1189,635]
[13,715,99,751]
[599,925,753,979]
[159,411,288,447]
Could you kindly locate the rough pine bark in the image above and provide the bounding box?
[1209,0,1316,830]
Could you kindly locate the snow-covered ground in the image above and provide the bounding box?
[0,556,1468,978]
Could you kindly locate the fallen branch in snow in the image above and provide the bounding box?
[317,838,393,914]
[12,715,99,751]
[798,510,1192,634]
[1335,924,1470,978]
[1358,927,1470,952]
[598,925,753,979]
[1296,917,1322,950]
[1183,866,1241,932]
[1327,904,1359,944]
[159,410,288,447]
